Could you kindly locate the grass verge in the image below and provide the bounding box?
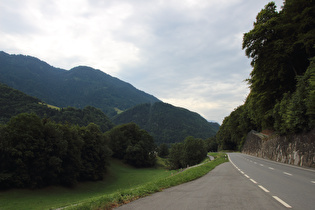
[68,152,228,210]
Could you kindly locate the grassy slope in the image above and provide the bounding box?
[0,159,173,210]
[0,153,227,210]
[70,153,228,210]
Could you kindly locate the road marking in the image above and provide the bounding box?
[260,164,264,166]
[268,167,274,170]
[273,196,292,208]
[244,174,250,178]
[240,171,244,174]
[283,172,292,176]
[311,181,315,184]
[250,179,257,184]
[254,162,257,164]
[258,185,270,193]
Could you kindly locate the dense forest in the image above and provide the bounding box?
[113,102,219,145]
[0,113,112,189]
[0,113,159,189]
[0,83,114,132]
[0,52,159,118]
[216,0,315,150]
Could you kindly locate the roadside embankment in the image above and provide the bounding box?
[242,129,315,168]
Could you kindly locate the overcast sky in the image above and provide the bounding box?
[0,0,284,124]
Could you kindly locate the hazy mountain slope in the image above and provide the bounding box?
[113,102,219,144]
[0,83,114,132]
[0,51,160,117]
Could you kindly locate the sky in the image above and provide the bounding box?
[0,0,284,124]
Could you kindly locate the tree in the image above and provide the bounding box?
[182,136,207,167]
[79,123,112,181]
[242,0,315,129]
[158,143,169,158]
[106,123,156,167]
[168,143,184,169]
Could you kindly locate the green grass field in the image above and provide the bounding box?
[0,159,173,210]
[0,153,227,210]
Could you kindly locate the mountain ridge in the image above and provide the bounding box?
[0,51,160,117]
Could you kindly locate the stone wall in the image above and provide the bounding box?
[242,129,315,168]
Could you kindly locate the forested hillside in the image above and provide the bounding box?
[0,52,160,117]
[216,0,315,150]
[0,83,114,132]
[113,102,219,144]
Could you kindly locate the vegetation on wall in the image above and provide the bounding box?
[216,0,315,151]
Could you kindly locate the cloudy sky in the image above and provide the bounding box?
[0,0,284,124]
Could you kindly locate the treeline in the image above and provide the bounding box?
[0,113,112,189]
[0,113,158,189]
[216,0,315,150]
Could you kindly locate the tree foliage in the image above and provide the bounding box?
[217,0,315,150]
[0,113,112,189]
[168,136,207,169]
[106,123,157,167]
[158,143,169,158]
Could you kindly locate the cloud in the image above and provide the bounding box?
[0,0,284,123]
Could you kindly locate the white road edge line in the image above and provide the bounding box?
[283,172,292,176]
[258,185,269,193]
[273,196,292,208]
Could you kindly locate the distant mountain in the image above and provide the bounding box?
[113,102,219,144]
[0,51,160,117]
[0,83,114,132]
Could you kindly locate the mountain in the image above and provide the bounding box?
[113,102,219,144]
[0,51,160,117]
[0,83,114,132]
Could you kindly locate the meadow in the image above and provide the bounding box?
[0,153,227,210]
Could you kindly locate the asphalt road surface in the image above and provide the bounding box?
[228,153,315,210]
[116,154,302,210]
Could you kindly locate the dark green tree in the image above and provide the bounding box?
[182,136,207,167]
[106,123,156,167]
[168,143,184,169]
[79,123,112,181]
[158,143,169,158]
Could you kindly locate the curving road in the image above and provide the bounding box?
[228,153,315,210]
[116,154,303,210]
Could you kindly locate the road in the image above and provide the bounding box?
[228,153,315,210]
[116,155,293,210]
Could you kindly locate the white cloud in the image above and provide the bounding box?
[0,0,284,123]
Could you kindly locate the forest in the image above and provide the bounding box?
[0,83,214,189]
[216,0,315,151]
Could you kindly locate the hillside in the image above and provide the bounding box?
[216,0,315,151]
[113,102,219,144]
[0,83,114,132]
[0,51,160,117]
